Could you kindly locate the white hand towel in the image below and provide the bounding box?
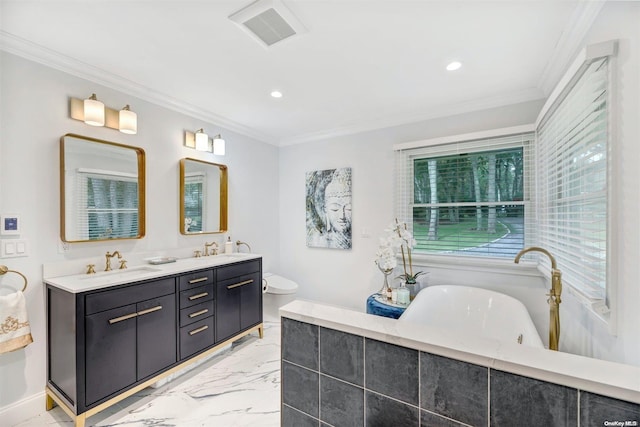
[0,291,33,354]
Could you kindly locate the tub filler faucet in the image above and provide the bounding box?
[514,246,562,351]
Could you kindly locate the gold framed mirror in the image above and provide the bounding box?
[180,158,228,235]
[60,134,146,242]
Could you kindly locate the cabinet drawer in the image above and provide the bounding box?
[178,270,214,291]
[216,260,260,282]
[86,278,175,315]
[179,316,214,359]
[179,284,213,309]
[180,300,214,327]
[218,272,259,291]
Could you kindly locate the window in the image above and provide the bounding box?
[535,56,610,302]
[76,170,139,240]
[396,132,534,259]
[395,41,615,314]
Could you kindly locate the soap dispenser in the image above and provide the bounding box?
[225,236,234,254]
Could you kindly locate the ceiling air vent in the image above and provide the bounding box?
[229,0,306,47]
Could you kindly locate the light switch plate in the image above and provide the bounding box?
[1,239,29,258]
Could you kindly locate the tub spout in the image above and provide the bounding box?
[514,246,562,351]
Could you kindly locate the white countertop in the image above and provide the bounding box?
[281,299,640,404]
[44,253,262,293]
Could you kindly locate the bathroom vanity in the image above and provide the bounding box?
[44,254,262,427]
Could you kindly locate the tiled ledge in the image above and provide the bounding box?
[280,299,640,404]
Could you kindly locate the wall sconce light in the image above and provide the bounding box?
[184,129,226,155]
[119,105,137,134]
[213,134,226,156]
[83,93,105,126]
[70,94,138,134]
[195,128,209,151]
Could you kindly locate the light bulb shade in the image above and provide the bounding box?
[195,129,209,151]
[213,135,225,156]
[83,94,105,126]
[119,105,137,134]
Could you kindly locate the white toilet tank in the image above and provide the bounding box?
[263,273,298,320]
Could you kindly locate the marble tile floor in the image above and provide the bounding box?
[15,320,281,427]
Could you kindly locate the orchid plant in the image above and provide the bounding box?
[388,219,425,284]
[375,236,398,271]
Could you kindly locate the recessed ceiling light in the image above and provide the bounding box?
[271,91,283,98]
[446,61,462,71]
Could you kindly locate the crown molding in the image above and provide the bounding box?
[0,31,278,145]
[537,1,606,96]
[1,0,603,150]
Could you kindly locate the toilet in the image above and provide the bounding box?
[262,273,299,321]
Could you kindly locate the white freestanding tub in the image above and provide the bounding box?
[399,285,544,348]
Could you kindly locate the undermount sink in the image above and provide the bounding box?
[80,266,162,280]
[182,253,253,263]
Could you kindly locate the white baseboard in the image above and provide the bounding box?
[1,391,45,426]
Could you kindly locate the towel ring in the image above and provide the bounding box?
[0,265,28,292]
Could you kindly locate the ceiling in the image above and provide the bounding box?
[0,1,604,145]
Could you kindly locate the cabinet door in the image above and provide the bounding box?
[85,304,137,406]
[240,271,262,330]
[137,294,177,380]
[215,280,240,342]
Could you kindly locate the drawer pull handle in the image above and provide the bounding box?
[188,292,209,301]
[227,279,254,290]
[189,325,209,336]
[108,312,138,324]
[188,277,209,284]
[137,305,162,316]
[189,309,209,318]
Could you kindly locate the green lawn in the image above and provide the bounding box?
[414,220,510,251]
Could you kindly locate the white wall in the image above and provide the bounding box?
[278,1,640,368]
[0,52,279,419]
[559,0,640,365]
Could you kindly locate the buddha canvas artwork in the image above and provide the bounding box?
[305,167,352,249]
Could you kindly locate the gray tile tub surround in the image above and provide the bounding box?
[365,338,420,406]
[321,375,364,426]
[580,391,640,426]
[282,404,319,427]
[320,326,364,386]
[282,318,321,425]
[282,317,319,370]
[366,390,420,426]
[490,369,578,426]
[282,361,319,418]
[421,352,488,427]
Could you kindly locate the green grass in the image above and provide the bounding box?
[414,219,510,251]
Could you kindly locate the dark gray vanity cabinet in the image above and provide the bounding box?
[47,277,177,413]
[46,257,263,426]
[215,259,262,342]
[178,270,215,360]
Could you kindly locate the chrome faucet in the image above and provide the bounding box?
[514,246,562,351]
[204,241,218,256]
[105,251,123,271]
[236,240,252,253]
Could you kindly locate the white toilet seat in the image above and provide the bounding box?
[263,273,298,295]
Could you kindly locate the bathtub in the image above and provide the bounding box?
[399,285,544,348]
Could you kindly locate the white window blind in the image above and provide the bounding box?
[75,169,139,240]
[535,56,609,301]
[395,132,535,258]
